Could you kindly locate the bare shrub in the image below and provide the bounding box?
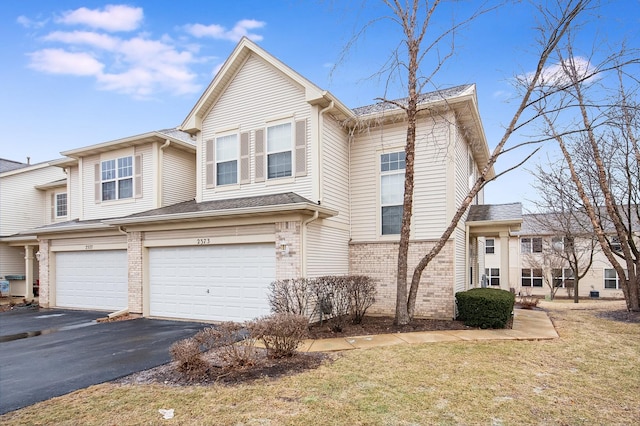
[195,322,257,368]
[248,313,308,358]
[517,290,540,310]
[314,276,352,331]
[169,338,207,377]
[268,278,315,316]
[347,275,377,324]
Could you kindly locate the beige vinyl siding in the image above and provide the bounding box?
[305,221,349,277]
[82,145,155,221]
[0,164,66,235]
[320,116,350,225]
[50,235,127,247]
[454,127,469,217]
[162,146,196,207]
[144,224,275,243]
[68,166,80,220]
[454,227,467,293]
[0,245,25,276]
[200,53,313,202]
[349,115,451,241]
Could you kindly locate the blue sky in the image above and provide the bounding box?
[1,1,638,208]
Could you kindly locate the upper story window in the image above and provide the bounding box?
[55,192,67,218]
[485,238,495,254]
[216,134,238,186]
[521,237,542,253]
[101,157,133,201]
[610,236,622,252]
[267,123,292,179]
[552,236,574,252]
[380,151,405,235]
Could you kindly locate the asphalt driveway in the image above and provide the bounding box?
[0,307,205,414]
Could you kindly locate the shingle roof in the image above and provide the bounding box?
[352,84,474,116]
[467,203,523,223]
[123,192,316,219]
[157,128,196,145]
[0,158,29,173]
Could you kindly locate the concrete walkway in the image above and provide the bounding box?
[298,309,558,352]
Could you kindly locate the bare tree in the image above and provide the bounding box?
[532,44,640,310]
[340,1,590,323]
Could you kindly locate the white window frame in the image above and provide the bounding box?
[485,268,500,286]
[521,268,543,287]
[552,267,574,288]
[485,238,495,254]
[266,121,293,180]
[604,268,627,289]
[101,156,133,201]
[55,192,67,218]
[380,151,406,235]
[521,237,542,253]
[215,133,239,186]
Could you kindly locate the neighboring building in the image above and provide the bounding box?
[484,213,627,299]
[0,159,67,297]
[24,37,520,321]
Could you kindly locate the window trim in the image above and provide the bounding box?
[485,268,500,286]
[604,268,627,290]
[380,150,406,236]
[101,156,134,201]
[521,237,543,253]
[266,121,294,180]
[214,133,239,186]
[552,267,574,288]
[485,238,495,254]
[521,268,543,287]
[54,192,67,218]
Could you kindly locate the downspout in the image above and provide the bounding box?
[317,100,334,204]
[301,210,319,277]
[117,226,127,235]
[158,140,171,207]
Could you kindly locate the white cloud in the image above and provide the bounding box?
[185,19,265,42]
[27,49,104,76]
[17,15,47,29]
[43,31,120,50]
[522,56,598,88]
[56,5,143,32]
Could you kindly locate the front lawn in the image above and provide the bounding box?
[2,300,638,425]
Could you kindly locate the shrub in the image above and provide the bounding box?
[456,288,515,329]
[248,313,308,358]
[347,275,377,324]
[195,322,257,368]
[517,290,540,309]
[268,278,315,317]
[314,276,351,331]
[169,338,208,377]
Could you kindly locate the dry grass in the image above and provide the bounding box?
[2,301,639,425]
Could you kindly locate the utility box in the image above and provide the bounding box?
[0,280,9,297]
[589,290,600,298]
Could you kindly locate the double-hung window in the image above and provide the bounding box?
[267,123,292,179]
[552,268,574,288]
[55,192,67,218]
[101,156,133,201]
[522,268,543,287]
[216,134,238,185]
[380,151,405,235]
[604,268,627,289]
[485,268,500,286]
[485,238,495,254]
[521,237,542,253]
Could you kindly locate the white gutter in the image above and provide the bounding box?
[301,210,320,277]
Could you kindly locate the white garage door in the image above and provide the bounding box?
[56,250,128,310]
[149,243,275,322]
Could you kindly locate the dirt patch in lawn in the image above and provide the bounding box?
[116,315,477,387]
[596,309,640,324]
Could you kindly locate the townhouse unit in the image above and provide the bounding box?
[484,213,628,299]
[17,37,523,322]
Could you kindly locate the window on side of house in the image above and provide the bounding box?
[521,268,543,287]
[485,268,500,286]
[55,192,67,218]
[521,237,542,253]
[101,156,133,201]
[380,151,405,235]
[485,238,495,254]
[552,268,574,288]
[215,134,238,185]
[604,268,627,289]
[610,236,622,252]
[266,122,292,179]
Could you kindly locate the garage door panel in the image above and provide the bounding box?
[149,243,275,322]
[56,251,127,311]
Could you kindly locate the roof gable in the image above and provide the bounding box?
[180,37,351,133]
